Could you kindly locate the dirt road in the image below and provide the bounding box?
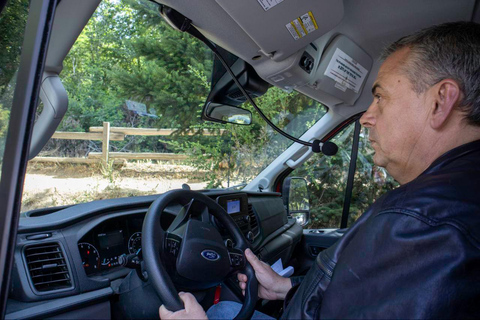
[21,162,211,212]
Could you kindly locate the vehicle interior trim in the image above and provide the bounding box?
[5,287,113,320]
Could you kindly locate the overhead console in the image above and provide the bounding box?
[260,34,373,106]
[161,0,370,106]
[211,0,372,105]
[215,0,343,61]
[311,34,373,105]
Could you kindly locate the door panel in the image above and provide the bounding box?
[295,228,346,274]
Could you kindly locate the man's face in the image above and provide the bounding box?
[360,47,431,182]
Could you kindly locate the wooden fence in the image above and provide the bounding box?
[30,122,223,166]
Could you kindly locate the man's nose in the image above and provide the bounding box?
[360,102,376,128]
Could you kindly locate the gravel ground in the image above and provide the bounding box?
[21,162,212,213]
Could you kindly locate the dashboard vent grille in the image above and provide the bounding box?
[248,204,259,234]
[24,243,72,292]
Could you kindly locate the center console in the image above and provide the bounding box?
[215,193,258,242]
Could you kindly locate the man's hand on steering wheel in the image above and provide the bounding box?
[159,292,207,320]
[237,249,292,301]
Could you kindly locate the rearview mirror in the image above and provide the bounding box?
[203,102,252,125]
[282,177,310,226]
[202,50,269,126]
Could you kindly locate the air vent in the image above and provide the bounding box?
[24,243,73,292]
[248,204,259,235]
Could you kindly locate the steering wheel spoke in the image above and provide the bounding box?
[167,198,212,233]
[184,198,210,220]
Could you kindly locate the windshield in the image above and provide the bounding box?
[21,0,327,213]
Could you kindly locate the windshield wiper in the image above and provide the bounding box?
[226,183,247,190]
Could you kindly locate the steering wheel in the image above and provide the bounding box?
[142,189,258,319]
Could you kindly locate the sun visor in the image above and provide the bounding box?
[314,35,373,105]
[215,0,344,61]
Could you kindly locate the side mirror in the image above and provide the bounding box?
[203,102,252,125]
[282,177,310,226]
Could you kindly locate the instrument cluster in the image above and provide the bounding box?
[78,214,143,275]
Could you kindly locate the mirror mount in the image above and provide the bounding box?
[206,56,270,107]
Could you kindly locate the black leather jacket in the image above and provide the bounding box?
[282,140,480,319]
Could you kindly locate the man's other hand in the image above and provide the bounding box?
[237,248,292,300]
[159,292,208,320]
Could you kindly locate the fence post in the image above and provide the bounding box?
[102,122,110,167]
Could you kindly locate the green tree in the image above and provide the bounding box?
[0,0,29,97]
[109,3,213,130]
[0,0,28,163]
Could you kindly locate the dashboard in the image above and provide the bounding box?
[77,194,253,276]
[7,191,303,319]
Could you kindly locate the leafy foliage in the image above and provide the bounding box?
[0,0,29,98]
[0,0,29,165]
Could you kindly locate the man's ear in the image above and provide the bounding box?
[430,79,461,129]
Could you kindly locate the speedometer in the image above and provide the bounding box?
[128,232,142,254]
[78,242,100,274]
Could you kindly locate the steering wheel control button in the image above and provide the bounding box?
[228,252,244,268]
[201,250,220,261]
[166,238,180,256]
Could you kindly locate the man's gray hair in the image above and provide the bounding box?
[381,21,480,126]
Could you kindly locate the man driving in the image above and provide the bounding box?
[160,21,480,319]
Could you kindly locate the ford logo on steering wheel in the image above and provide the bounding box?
[201,250,220,261]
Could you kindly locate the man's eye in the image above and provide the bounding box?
[374,94,381,101]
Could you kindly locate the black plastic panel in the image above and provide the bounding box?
[5,287,112,319]
[249,196,287,238]
[294,228,345,273]
[257,222,302,265]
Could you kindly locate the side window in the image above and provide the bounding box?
[348,127,398,225]
[289,123,398,229]
[291,123,356,228]
[0,0,29,176]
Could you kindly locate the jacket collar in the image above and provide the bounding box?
[421,139,480,176]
